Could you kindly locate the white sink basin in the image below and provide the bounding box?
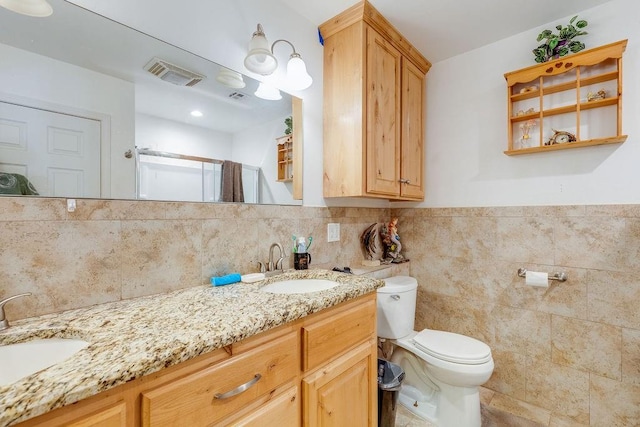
[0,338,89,386]
[261,279,340,294]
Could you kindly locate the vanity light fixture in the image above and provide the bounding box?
[244,23,313,91]
[254,82,282,101]
[0,0,53,17]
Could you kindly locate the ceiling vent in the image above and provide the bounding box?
[143,57,205,87]
[228,91,246,100]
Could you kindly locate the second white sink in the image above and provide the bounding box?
[261,279,340,294]
[0,338,89,386]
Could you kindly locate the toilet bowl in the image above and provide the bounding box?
[377,276,494,427]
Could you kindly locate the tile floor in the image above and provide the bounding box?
[392,386,581,427]
[395,403,547,427]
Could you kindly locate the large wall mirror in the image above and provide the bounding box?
[0,0,302,205]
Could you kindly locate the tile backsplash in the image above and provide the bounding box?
[1,197,389,320]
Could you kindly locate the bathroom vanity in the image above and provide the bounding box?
[0,270,381,426]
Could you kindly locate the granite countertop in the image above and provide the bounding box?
[0,269,383,426]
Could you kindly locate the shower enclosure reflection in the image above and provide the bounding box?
[136,149,259,203]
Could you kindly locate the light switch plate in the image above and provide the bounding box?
[327,223,340,242]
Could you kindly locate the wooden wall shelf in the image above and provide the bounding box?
[504,40,627,155]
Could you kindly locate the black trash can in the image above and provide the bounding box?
[377,358,405,427]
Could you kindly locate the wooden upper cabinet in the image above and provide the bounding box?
[320,0,430,201]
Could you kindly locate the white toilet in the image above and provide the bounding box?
[377,276,494,427]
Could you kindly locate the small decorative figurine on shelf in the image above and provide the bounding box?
[381,218,407,263]
[519,85,538,94]
[519,119,538,148]
[360,223,384,264]
[546,129,577,145]
[515,107,536,117]
[360,218,409,265]
[587,89,607,102]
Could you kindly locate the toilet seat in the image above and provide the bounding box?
[413,329,492,365]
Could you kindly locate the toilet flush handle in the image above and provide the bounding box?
[390,295,400,301]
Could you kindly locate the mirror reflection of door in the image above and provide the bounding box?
[0,101,101,197]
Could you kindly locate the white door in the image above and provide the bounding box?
[0,101,101,197]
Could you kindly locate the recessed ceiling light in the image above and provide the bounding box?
[190,110,203,117]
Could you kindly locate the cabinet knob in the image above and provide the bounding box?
[399,178,411,184]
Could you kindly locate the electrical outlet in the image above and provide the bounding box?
[327,223,340,242]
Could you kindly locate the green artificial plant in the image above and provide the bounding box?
[533,15,588,63]
[284,116,293,135]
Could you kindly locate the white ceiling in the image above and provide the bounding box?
[280,0,615,63]
[0,0,292,134]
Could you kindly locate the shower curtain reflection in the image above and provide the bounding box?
[136,149,259,203]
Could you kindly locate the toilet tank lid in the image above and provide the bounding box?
[378,276,418,293]
[414,329,492,365]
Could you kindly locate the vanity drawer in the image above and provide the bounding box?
[141,331,298,427]
[302,295,376,371]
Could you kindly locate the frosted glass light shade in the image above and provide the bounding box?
[286,55,312,90]
[244,25,277,75]
[254,82,282,101]
[0,0,52,16]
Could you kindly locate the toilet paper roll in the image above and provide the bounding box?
[525,271,549,288]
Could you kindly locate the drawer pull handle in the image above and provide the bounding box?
[214,374,262,400]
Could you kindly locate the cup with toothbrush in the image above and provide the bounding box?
[293,235,312,270]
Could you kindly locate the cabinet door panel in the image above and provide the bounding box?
[365,27,402,196]
[303,340,376,427]
[400,58,425,199]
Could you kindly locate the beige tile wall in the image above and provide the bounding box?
[3,197,640,425]
[0,197,389,320]
[394,205,640,427]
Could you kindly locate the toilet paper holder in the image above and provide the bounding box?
[517,268,568,282]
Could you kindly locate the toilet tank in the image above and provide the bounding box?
[376,276,418,339]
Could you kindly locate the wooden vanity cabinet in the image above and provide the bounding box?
[14,293,377,427]
[320,0,430,201]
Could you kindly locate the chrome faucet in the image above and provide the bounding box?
[0,293,31,331]
[267,242,285,272]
